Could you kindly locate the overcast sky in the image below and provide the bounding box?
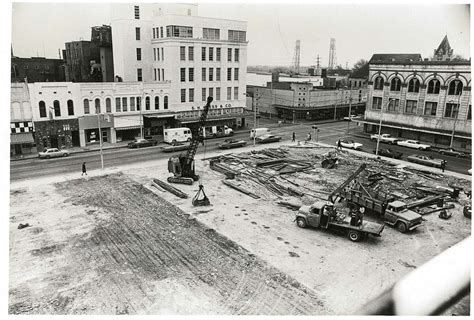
[11,2,470,68]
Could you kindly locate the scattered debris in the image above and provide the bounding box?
[222,180,260,199]
[152,178,188,199]
[17,223,30,230]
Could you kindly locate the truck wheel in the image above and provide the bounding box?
[296,218,306,228]
[172,139,177,146]
[348,230,362,242]
[396,222,407,233]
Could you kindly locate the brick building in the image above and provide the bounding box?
[11,56,66,83]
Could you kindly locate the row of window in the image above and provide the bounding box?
[373,77,464,95]
[372,96,471,119]
[153,47,165,61]
[151,25,246,42]
[152,26,164,39]
[179,87,240,103]
[38,100,75,118]
[178,67,239,82]
[153,68,165,81]
[113,96,168,112]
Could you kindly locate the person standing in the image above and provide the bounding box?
[307,132,311,141]
[440,160,446,172]
[82,162,87,176]
[337,139,342,150]
[292,132,296,142]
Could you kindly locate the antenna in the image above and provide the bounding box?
[292,40,301,75]
[316,54,321,75]
[328,38,337,70]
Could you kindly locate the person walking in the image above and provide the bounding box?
[82,162,87,176]
[292,132,296,142]
[337,139,342,150]
[307,132,311,141]
[440,160,446,173]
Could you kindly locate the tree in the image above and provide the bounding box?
[350,59,369,79]
[451,54,470,62]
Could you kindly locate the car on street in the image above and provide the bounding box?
[256,134,282,144]
[370,133,399,145]
[218,139,247,149]
[337,139,363,150]
[438,147,468,158]
[397,139,431,150]
[372,148,403,159]
[38,148,70,159]
[407,154,447,168]
[128,138,158,149]
[343,115,360,121]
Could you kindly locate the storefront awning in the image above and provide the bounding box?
[144,113,175,119]
[179,117,238,124]
[115,125,142,131]
[10,133,34,145]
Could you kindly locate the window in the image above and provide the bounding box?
[448,80,463,95]
[54,100,61,117]
[404,100,417,114]
[154,68,157,81]
[227,48,232,62]
[424,101,438,116]
[145,96,150,110]
[164,96,168,109]
[235,48,239,62]
[234,87,239,100]
[388,99,400,112]
[153,48,156,61]
[209,68,213,81]
[203,28,220,40]
[374,76,384,90]
[202,88,206,101]
[162,69,164,81]
[134,5,140,19]
[427,79,440,94]
[227,87,232,100]
[135,27,141,40]
[202,47,206,61]
[189,68,194,82]
[155,96,159,110]
[216,87,221,100]
[115,98,120,112]
[216,68,221,81]
[67,100,74,116]
[157,47,160,61]
[228,30,246,42]
[137,68,142,81]
[372,97,382,110]
[390,77,401,91]
[227,68,232,81]
[160,27,163,38]
[180,46,186,61]
[122,97,128,112]
[180,68,186,82]
[153,28,155,39]
[209,47,214,61]
[157,68,161,81]
[234,68,239,81]
[136,97,140,111]
[408,78,420,93]
[189,46,194,61]
[161,48,164,61]
[189,88,194,102]
[209,88,214,98]
[130,97,135,111]
[39,101,46,117]
[202,68,206,81]
[216,48,221,61]
[181,89,186,103]
[444,103,459,118]
[136,48,141,61]
[166,25,193,38]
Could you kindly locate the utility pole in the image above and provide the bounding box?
[375,98,393,157]
[347,82,353,133]
[449,93,462,148]
[95,100,104,169]
[140,83,144,139]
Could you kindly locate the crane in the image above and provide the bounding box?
[167,96,213,185]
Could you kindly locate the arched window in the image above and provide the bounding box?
[448,80,463,95]
[53,100,61,117]
[374,76,384,90]
[136,96,141,111]
[408,78,420,93]
[67,100,74,116]
[155,96,159,110]
[39,101,47,118]
[427,79,441,94]
[95,98,101,113]
[164,96,168,109]
[390,77,401,91]
[106,98,111,113]
[145,96,150,110]
[84,99,90,114]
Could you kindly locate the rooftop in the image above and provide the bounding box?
[369,53,470,66]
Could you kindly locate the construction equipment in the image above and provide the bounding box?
[167,97,213,185]
[192,184,210,206]
[328,163,366,202]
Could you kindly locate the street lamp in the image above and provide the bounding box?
[312,125,319,142]
[91,99,104,170]
[244,92,257,148]
[347,83,353,133]
[375,98,394,158]
[449,93,462,148]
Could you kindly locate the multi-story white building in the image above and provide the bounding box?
[111,3,248,129]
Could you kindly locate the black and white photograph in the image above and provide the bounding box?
[4,0,472,316]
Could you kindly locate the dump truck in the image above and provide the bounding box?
[295,201,384,242]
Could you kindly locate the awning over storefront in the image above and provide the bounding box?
[115,125,142,131]
[114,115,141,130]
[10,132,34,145]
[179,117,238,124]
[144,113,175,119]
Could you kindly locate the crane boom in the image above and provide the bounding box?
[328,163,366,203]
[184,96,212,165]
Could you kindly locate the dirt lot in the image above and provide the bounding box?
[9,143,471,315]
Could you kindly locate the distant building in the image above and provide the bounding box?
[91,25,115,82]
[10,83,35,157]
[11,56,66,83]
[64,40,101,82]
[432,35,453,61]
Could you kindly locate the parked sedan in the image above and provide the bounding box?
[256,134,282,144]
[218,139,247,149]
[407,154,447,168]
[128,138,158,149]
[337,139,363,150]
[38,148,70,159]
[397,140,431,150]
[438,147,468,158]
[372,148,403,159]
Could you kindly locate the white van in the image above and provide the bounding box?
[250,127,271,138]
[163,127,192,144]
[203,125,234,138]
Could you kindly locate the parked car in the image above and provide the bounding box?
[343,115,360,121]
[218,139,247,149]
[128,138,158,149]
[372,148,403,159]
[337,139,363,150]
[397,140,431,150]
[38,148,70,159]
[256,134,282,144]
[370,133,399,145]
[438,147,468,158]
[407,154,447,168]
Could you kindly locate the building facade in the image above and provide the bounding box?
[11,56,66,83]
[91,25,115,82]
[361,53,471,151]
[10,83,35,156]
[64,40,101,82]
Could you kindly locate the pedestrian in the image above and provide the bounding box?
[82,162,87,176]
[307,132,311,141]
[337,139,342,150]
[440,160,446,173]
[292,132,296,142]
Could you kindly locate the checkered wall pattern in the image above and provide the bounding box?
[11,122,33,134]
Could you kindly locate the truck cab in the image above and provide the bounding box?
[384,200,423,233]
